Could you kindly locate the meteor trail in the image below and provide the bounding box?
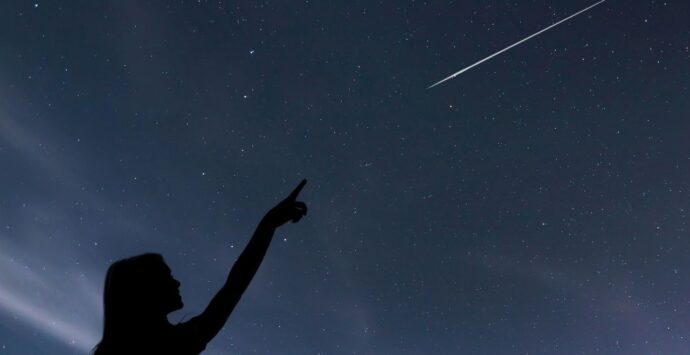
[427,0,606,89]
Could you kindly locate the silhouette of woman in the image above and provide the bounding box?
[93,180,308,355]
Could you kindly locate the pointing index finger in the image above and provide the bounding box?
[288,179,307,200]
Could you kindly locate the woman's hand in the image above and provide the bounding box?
[262,179,308,228]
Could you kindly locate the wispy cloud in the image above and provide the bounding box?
[0,244,101,352]
[0,108,109,352]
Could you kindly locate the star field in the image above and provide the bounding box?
[1,1,690,354]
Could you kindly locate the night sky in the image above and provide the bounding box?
[1,0,690,354]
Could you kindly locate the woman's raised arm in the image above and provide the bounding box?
[188,180,308,343]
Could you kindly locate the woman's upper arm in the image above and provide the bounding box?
[184,285,243,343]
[176,316,213,352]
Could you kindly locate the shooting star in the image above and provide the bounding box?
[427,0,606,89]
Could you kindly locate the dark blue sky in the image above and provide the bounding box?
[1,0,689,354]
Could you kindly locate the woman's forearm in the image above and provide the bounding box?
[225,219,276,294]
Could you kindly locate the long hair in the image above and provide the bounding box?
[93,253,167,355]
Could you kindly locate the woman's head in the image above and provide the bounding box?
[95,253,182,353]
[103,253,183,317]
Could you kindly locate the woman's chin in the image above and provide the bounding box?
[165,296,184,312]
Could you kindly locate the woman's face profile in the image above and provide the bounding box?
[153,262,184,313]
[134,258,184,314]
